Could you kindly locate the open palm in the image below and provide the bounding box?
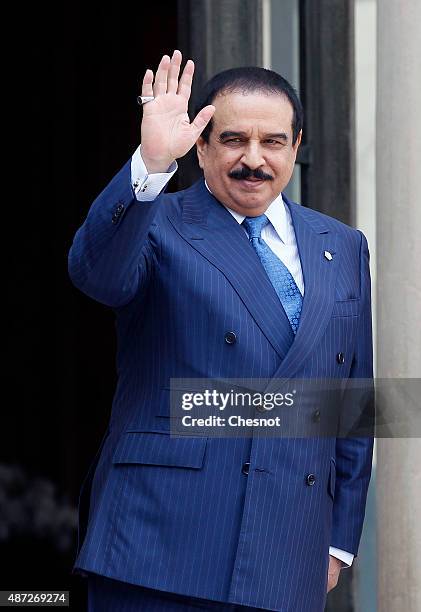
[140,51,215,173]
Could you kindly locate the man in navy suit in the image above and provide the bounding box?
[69,50,374,611]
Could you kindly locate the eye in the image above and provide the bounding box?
[219,138,245,148]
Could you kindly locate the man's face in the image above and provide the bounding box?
[196,90,302,216]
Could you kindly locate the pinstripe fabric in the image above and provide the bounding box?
[209,186,305,296]
[68,160,374,612]
[87,573,277,611]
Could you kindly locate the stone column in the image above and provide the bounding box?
[177,0,263,188]
[376,1,421,611]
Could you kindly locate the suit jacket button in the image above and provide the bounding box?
[116,203,124,213]
[336,352,345,364]
[242,462,250,475]
[312,409,321,422]
[306,473,316,486]
[224,331,237,345]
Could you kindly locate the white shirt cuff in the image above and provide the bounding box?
[329,546,354,568]
[131,145,178,201]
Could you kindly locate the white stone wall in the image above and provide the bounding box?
[376,0,421,610]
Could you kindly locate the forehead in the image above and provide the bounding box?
[211,90,294,134]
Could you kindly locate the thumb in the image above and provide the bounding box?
[191,105,216,137]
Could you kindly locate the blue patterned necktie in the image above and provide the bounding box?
[242,214,303,334]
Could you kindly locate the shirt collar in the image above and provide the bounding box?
[204,180,290,244]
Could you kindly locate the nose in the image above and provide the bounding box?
[240,142,265,170]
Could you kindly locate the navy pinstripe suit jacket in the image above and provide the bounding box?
[68,159,374,612]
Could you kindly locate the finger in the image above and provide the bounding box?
[141,69,154,97]
[167,50,182,94]
[191,105,216,138]
[177,59,195,100]
[154,54,171,96]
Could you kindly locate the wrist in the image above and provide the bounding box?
[142,155,175,175]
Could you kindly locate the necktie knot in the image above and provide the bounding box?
[242,215,269,240]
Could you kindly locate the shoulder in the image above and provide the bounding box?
[153,181,201,213]
[285,196,367,250]
[153,179,213,229]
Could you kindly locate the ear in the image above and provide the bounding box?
[293,129,303,152]
[196,136,207,169]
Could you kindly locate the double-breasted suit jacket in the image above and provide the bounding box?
[68,159,374,612]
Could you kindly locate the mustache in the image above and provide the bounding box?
[228,167,274,181]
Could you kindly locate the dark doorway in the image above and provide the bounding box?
[3,2,177,609]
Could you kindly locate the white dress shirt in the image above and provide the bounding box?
[130,145,354,568]
[205,182,304,296]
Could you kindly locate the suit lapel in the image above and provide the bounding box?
[265,198,340,384]
[167,180,294,361]
[167,181,339,377]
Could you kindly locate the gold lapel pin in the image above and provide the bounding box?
[324,250,333,261]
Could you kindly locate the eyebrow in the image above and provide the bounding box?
[219,130,289,142]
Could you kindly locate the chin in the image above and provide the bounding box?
[234,198,267,214]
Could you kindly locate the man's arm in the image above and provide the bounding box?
[326,231,373,593]
[332,231,374,554]
[68,51,215,307]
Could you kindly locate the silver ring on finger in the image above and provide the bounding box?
[137,96,155,105]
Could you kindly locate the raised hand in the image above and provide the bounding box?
[140,50,215,174]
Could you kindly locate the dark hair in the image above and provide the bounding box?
[195,66,303,145]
